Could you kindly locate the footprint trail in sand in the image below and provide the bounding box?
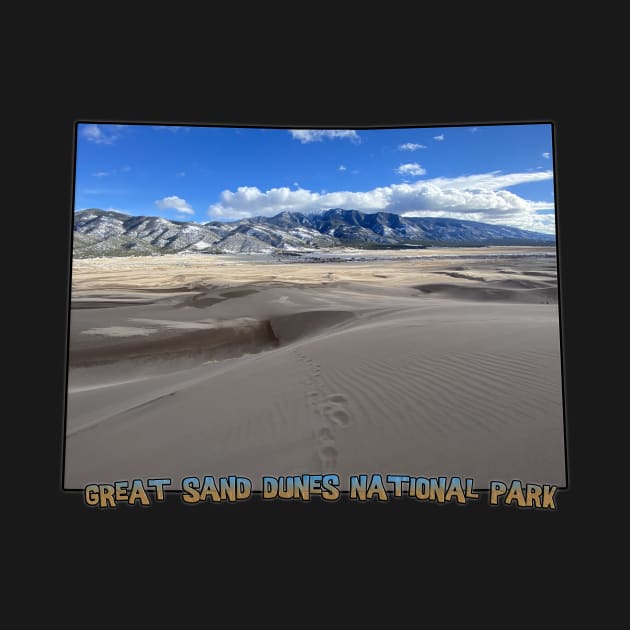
[293,347,353,471]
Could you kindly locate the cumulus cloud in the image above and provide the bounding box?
[433,133,445,141]
[289,129,361,144]
[80,124,122,145]
[207,170,555,232]
[396,163,426,177]
[542,152,551,159]
[155,195,195,215]
[338,164,347,171]
[398,142,427,151]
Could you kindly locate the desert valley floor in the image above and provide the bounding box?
[65,246,565,490]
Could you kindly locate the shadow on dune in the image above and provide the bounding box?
[269,310,356,344]
[70,319,280,367]
[415,282,557,304]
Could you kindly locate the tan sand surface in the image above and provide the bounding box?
[65,247,564,490]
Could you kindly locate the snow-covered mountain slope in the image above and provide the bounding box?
[73,208,555,257]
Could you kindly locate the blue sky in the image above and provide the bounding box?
[74,123,556,233]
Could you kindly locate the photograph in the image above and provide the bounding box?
[64,122,565,492]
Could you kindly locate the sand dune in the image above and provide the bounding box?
[65,248,565,490]
[415,282,558,303]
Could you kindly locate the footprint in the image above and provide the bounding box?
[314,426,334,441]
[328,408,351,427]
[316,394,352,428]
[318,443,338,469]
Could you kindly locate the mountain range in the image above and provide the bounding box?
[73,208,555,257]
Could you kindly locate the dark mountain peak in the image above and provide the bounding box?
[265,210,311,228]
[73,207,555,258]
[322,208,359,218]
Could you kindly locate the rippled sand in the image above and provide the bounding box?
[65,247,565,490]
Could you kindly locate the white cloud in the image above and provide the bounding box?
[338,165,347,171]
[207,170,555,233]
[80,124,121,145]
[433,133,445,141]
[176,171,186,177]
[396,163,427,177]
[542,152,551,159]
[470,127,479,133]
[91,166,131,177]
[423,171,551,191]
[155,195,194,215]
[398,142,427,151]
[153,125,188,132]
[289,129,361,144]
